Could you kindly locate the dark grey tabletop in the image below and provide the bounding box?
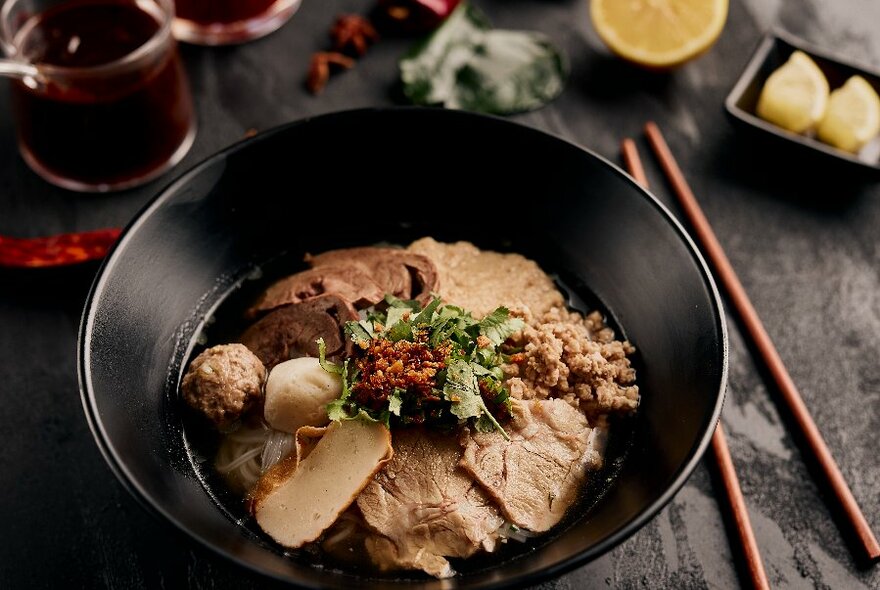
[2,0,879,588]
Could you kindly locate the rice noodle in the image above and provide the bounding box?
[215,421,294,493]
[322,517,358,549]
[218,445,263,473]
[261,428,295,470]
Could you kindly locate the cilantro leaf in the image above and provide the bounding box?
[388,389,405,417]
[324,357,362,422]
[437,304,470,322]
[326,296,511,437]
[327,405,383,425]
[316,338,342,375]
[443,359,477,408]
[479,307,525,346]
[385,306,409,330]
[412,297,442,326]
[385,294,421,310]
[444,359,509,439]
[346,319,376,346]
[385,306,414,342]
[475,414,499,433]
[470,362,494,377]
[387,320,413,342]
[326,398,352,421]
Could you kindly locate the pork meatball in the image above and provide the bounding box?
[182,343,267,429]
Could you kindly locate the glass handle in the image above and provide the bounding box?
[0,59,43,88]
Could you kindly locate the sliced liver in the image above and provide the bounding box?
[306,247,439,304]
[246,266,385,318]
[239,294,358,370]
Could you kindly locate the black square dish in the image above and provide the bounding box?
[725,30,880,172]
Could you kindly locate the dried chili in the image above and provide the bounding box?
[0,228,121,268]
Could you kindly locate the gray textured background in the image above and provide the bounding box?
[1,0,879,588]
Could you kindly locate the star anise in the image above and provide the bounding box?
[306,51,356,95]
[330,14,379,57]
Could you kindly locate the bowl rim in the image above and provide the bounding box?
[77,106,729,589]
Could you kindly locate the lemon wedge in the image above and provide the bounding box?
[756,51,829,134]
[816,76,880,153]
[590,0,728,69]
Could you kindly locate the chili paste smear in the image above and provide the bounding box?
[318,295,524,439]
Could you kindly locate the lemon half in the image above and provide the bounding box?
[590,0,729,69]
[756,51,829,134]
[817,76,880,153]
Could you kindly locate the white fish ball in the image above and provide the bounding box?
[264,357,342,434]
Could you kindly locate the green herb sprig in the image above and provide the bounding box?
[400,3,569,115]
[319,295,524,439]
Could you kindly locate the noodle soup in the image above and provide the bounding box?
[180,239,640,578]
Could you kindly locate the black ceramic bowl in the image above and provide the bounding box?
[78,108,727,589]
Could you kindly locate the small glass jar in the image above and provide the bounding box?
[172,0,302,46]
[1,0,196,192]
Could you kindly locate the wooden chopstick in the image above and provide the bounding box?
[710,425,770,590]
[620,139,771,590]
[621,139,648,187]
[643,121,880,563]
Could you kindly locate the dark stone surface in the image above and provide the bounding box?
[1,0,878,588]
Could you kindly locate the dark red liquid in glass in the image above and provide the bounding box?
[175,0,278,25]
[11,0,194,188]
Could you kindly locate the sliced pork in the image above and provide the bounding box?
[460,398,597,533]
[356,428,504,578]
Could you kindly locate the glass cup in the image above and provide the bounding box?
[0,0,196,192]
[172,0,302,46]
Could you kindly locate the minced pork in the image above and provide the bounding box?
[407,238,639,422]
